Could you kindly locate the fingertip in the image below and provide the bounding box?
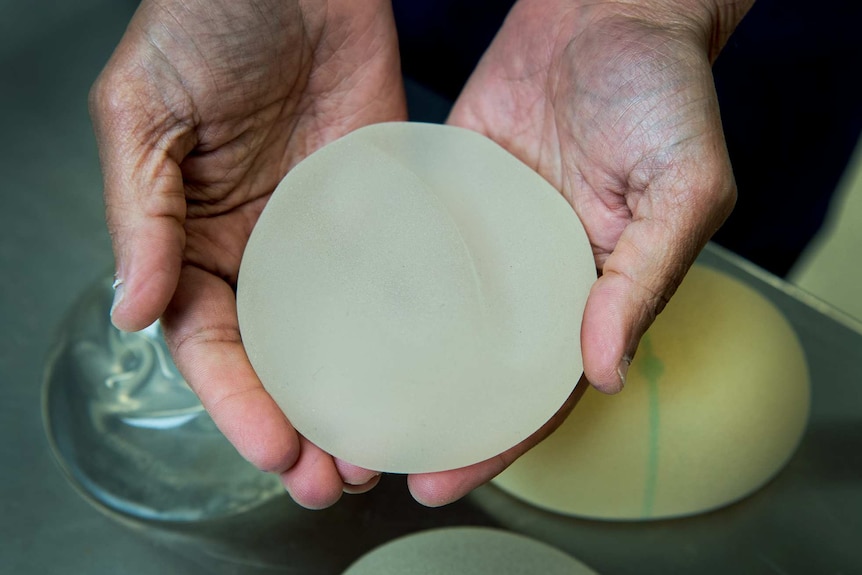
[109,283,168,334]
[108,278,131,331]
[407,474,458,508]
[108,223,184,332]
[334,459,380,487]
[283,482,343,511]
[189,380,301,474]
[342,474,382,495]
[283,481,343,511]
[238,403,302,474]
[581,275,633,394]
[407,456,506,508]
[585,362,627,395]
[197,376,301,474]
[281,439,344,510]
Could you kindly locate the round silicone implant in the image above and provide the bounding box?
[341,527,600,575]
[238,122,595,473]
[492,264,811,520]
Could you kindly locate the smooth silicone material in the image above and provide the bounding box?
[493,264,811,520]
[238,122,595,473]
[341,527,599,575]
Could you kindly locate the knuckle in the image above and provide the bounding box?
[88,65,128,123]
[92,76,139,127]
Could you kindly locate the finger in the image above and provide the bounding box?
[581,169,736,393]
[281,438,345,509]
[342,474,382,495]
[161,265,300,474]
[334,459,380,488]
[89,49,197,332]
[407,379,588,507]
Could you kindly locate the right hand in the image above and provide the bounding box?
[90,0,407,509]
[407,0,746,507]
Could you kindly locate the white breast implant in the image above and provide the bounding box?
[237,122,595,473]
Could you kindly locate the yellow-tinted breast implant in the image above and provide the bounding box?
[493,264,810,520]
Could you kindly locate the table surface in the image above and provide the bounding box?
[2,2,861,573]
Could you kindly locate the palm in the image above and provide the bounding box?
[97,0,405,282]
[91,0,406,507]
[448,3,735,391]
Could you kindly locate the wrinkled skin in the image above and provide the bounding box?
[91,0,749,508]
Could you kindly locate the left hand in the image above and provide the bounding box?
[408,0,749,506]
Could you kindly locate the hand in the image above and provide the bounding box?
[90,0,406,509]
[409,0,750,506]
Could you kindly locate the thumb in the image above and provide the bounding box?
[89,53,196,332]
[581,169,736,394]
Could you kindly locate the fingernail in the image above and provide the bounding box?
[617,355,632,389]
[345,472,381,486]
[110,276,125,318]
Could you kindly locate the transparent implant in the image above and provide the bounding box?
[43,274,284,522]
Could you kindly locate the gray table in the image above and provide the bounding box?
[2,2,861,573]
